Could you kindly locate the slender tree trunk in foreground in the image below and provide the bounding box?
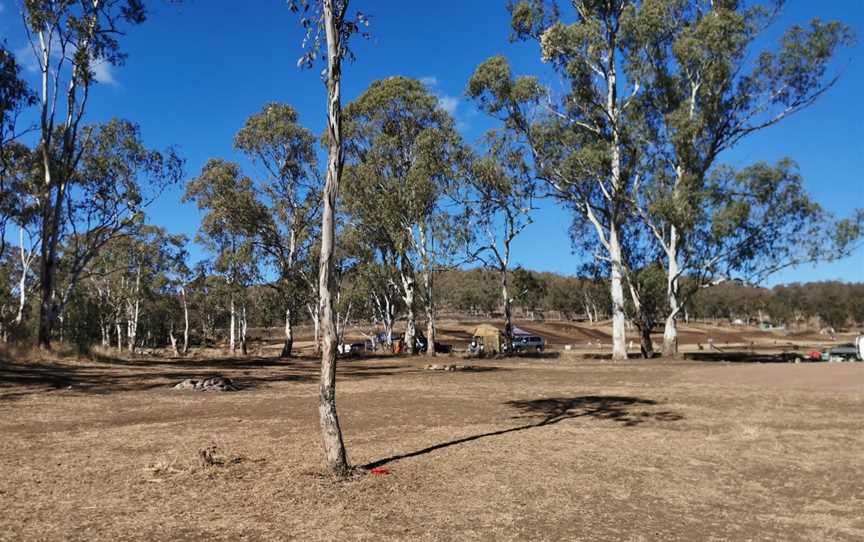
[317,0,349,477]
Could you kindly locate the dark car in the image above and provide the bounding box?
[395,331,451,354]
[511,335,545,353]
[434,342,453,354]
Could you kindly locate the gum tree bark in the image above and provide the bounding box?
[229,297,236,352]
[418,222,436,355]
[181,286,190,354]
[399,256,417,354]
[281,308,294,358]
[317,0,349,477]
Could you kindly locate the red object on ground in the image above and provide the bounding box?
[369,467,391,475]
[808,350,822,361]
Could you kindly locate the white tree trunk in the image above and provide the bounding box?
[239,304,248,355]
[372,290,395,348]
[169,323,179,356]
[317,0,349,477]
[281,307,294,358]
[400,266,416,354]
[501,267,513,351]
[181,287,189,355]
[662,227,681,358]
[606,38,627,361]
[308,302,320,353]
[422,270,436,356]
[609,224,628,361]
[229,297,236,352]
[126,267,141,353]
[14,228,35,326]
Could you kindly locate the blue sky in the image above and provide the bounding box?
[1,0,862,285]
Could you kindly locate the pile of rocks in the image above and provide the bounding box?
[172,376,238,392]
[424,364,474,372]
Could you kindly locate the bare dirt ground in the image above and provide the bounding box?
[1,347,862,541]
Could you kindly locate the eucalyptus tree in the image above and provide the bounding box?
[461,132,535,348]
[288,0,370,476]
[187,263,221,347]
[164,240,192,355]
[0,47,37,337]
[145,230,189,355]
[339,219,403,347]
[234,103,322,357]
[184,160,260,355]
[19,0,155,348]
[87,224,186,352]
[39,119,181,346]
[342,76,465,355]
[1,46,36,261]
[468,1,657,360]
[355,259,402,347]
[628,0,856,356]
[624,263,666,358]
[0,147,40,338]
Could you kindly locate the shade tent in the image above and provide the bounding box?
[471,324,504,354]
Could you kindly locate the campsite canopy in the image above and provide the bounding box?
[472,324,503,353]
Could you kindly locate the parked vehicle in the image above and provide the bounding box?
[337,342,368,355]
[434,342,453,354]
[821,341,863,362]
[511,334,545,353]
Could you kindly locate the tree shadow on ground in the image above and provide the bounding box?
[0,355,416,400]
[684,352,796,363]
[363,395,683,469]
[510,351,560,359]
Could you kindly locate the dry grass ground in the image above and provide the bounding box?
[1,347,862,541]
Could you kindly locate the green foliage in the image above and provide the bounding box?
[183,159,260,291]
[23,0,146,81]
[287,0,370,69]
[0,45,35,145]
[341,76,467,313]
[233,102,322,315]
[690,280,863,330]
[631,0,856,291]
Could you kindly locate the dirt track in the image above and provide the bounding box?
[1,353,862,541]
